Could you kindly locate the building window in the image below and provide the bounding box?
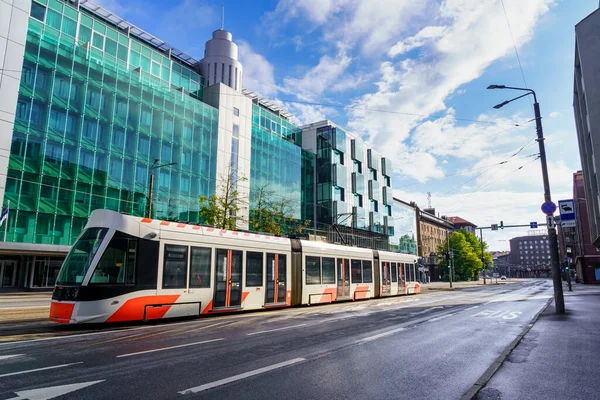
[221,63,225,83]
[233,107,239,117]
[228,64,232,87]
[232,123,239,138]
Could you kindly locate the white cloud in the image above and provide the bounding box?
[549,111,561,118]
[238,42,278,97]
[388,26,446,57]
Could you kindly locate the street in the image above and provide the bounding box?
[0,280,553,399]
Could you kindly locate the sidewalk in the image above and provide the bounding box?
[476,283,600,399]
[0,292,51,322]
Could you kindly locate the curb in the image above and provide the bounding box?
[461,296,554,400]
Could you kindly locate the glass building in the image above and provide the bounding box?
[0,0,401,291]
[390,199,418,255]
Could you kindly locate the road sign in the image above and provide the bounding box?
[530,221,538,228]
[546,215,556,229]
[558,199,576,227]
[491,224,498,231]
[541,201,557,215]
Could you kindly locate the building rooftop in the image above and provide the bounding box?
[242,89,294,120]
[78,0,200,67]
[447,216,477,227]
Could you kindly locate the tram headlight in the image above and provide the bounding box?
[66,287,79,300]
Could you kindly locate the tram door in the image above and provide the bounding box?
[266,253,287,304]
[398,263,406,294]
[381,262,391,296]
[214,249,242,308]
[337,258,350,299]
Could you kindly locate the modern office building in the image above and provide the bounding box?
[0,0,401,290]
[574,7,600,248]
[509,235,551,277]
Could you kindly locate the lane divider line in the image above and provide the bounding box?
[428,313,455,323]
[0,361,83,378]
[178,358,307,394]
[356,327,407,343]
[116,338,224,358]
[246,324,307,336]
[0,354,24,361]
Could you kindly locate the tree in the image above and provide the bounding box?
[198,170,247,230]
[437,229,492,281]
[249,184,311,235]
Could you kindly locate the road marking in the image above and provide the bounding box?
[116,338,224,358]
[356,327,407,343]
[0,354,24,361]
[6,380,104,400]
[247,323,307,336]
[0,362,83,378]
[178,358,306,394]
[428,313,455,322]
[464,306,480,311]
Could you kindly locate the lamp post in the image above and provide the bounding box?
[487,84,565,314]
[146,159,178,219]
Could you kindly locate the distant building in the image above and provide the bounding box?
[447,216,477,234]
[417,207,455,281]
[509,235,551,277]
[557,171,600,283]
[492,252,511,277]
[574,9,600,248]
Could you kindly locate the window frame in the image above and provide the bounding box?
[245,251,264,287]
[306,256,321,285]
[189,246,211,288]
[162,244,188,289]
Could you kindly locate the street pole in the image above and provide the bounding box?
[533,100,565,313]
[447,231,452,288]
[488,85,565,314]
[480,228,486,285]
[146,171,155,219]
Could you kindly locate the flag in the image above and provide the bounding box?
[0,205,8,227]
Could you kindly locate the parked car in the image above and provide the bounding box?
[500,276,507,280]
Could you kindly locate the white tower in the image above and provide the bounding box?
[199,29,243,92]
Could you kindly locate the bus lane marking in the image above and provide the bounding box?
[0,354,24,361]
[472,310,522,320]
[116,338,224,358]
[178,358,306,394]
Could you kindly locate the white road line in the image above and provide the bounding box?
[428,313,455,322]
[464,306,480,311]
[179,358,306,394]
[356,327,407,343]
[246,324,307,336]
[116,338,224,358]
[0,354,24,361]
[0,362,83,378]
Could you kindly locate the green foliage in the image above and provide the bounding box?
[198,170,247,230]
[249,184,311,235]
[436,229,493,281]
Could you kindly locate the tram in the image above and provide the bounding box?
[50,210,420,324]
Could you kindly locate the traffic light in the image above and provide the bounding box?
[500,220,504,229]
[566,245,573,256]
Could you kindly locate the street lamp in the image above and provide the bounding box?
[487,84,565,314]
[146,159,178,219]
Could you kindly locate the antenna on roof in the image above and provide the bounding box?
[427,192,432,209]
[221,3,224,30]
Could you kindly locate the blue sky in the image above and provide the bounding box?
[97,0,597,250]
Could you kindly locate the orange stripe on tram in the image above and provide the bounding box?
[106,295,181,322]
[49,301,75,323]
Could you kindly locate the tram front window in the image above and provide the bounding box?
[90,232,137,285]
[56,228,108,285]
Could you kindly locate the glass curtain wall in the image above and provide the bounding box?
[249,105,306,231]
[4,0,218,246]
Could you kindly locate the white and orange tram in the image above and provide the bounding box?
[50,210,420,324]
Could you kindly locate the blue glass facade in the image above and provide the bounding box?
[4,0,218,245]
[390,200,418,255]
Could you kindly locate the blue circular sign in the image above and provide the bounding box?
[541,201,557,215]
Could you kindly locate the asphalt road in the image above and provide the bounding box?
[0,280,553,400]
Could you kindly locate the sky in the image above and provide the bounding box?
[95,0,597,251]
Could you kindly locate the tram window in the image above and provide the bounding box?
[90,232,137,285]
[246,252,263,287]
[162,245,188,289]
[322,257,336,284]
[137,239,158,286]
[306,256,321,284]
[391,262,397,282]
[351,259,362,283]
[363,260,373,283]
[190,247,211,288]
